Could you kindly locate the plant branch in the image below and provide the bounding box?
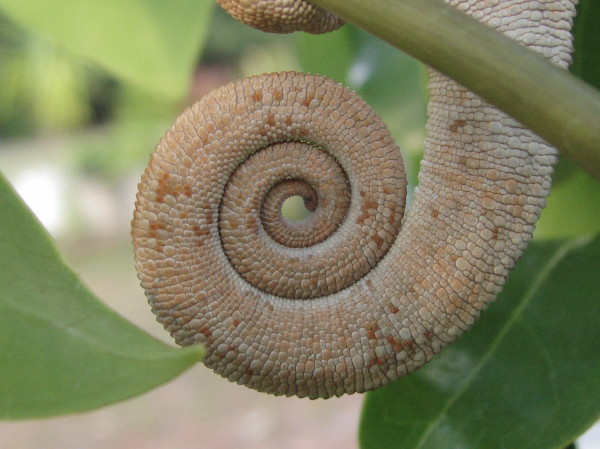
[309,0,600,181]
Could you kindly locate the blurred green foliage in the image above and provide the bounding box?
[0,15,115,136]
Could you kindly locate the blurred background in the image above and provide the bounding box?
[0,1,598,448]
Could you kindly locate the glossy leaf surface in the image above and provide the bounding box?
[0,173,203,419]
[360,234,600,449]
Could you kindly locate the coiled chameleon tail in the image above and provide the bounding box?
[132,0,577,398]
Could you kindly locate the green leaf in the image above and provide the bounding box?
[573,0,600,89]
[535,158,600,239]
[0,0,214,101]
[0,173,203,420]
[359,234,600,449]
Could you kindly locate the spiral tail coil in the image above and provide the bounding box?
[133,1,577,398]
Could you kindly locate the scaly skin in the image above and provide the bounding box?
[132,0,577,398]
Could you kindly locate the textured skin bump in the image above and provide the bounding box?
[132,1,577,399]
[216,0,343,34]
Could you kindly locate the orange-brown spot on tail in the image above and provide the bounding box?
[253,91,263,103]
[373,234,384,249]
[150,222,164,231]
[387,336,403,353]
[266,113,276,127]
[148,221,164,239]
[431,208,440,219]
[365,321,380,340]
[204,203,213,224]
[303,93,314,107]
[492,226,499,240]
[192,225,210,247]
[364,200,378,211]
[449,119,467,133]
[247,216,258,231]
[273,89,283,102]
[368,352,393,368]
[154,172,192,201]
[356,200,378,225]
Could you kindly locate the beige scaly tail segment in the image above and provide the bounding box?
[132,0,577,399]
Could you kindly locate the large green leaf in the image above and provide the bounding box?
[360,234,600,449]
[0,0,214,101]
[0,173,203,419]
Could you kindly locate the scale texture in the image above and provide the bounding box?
[132,0,577,399]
